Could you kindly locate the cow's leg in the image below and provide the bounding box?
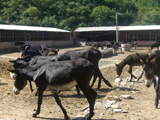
[51,91,69,120]
[80,85,97,120]
[33,87,45,117]
[155,76,160,108]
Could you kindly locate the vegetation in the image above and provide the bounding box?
[0,0,160,32]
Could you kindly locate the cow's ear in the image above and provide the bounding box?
[151,54,160,64]
[7,69,19,74]
[136,53,147,64]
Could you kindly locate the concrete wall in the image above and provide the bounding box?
[118,41,156,47]
[0,39,73,50]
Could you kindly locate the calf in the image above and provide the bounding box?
[136,50,160,108]
[8,58,112,120]
[115,53,149,81]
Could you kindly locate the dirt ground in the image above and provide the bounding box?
[0,46,160,120]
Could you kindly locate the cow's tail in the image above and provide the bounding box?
[92,64,112,88]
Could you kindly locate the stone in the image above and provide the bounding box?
[81,105,89,111]
[111,104,121,109]
[100,113,105,115]
[74,114,87,120]
[113,109,122,113]
[104,100,117,109]
[105,96,121,101]
[121,95,133,99]
[129,82,135,88]
[100,48,113,58]
[94,100,103,110]
[122,110,128,113]
[115,77,121,82]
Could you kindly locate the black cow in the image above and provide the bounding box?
[8,58,112,120]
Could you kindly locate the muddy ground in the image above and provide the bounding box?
[0,46,160,120]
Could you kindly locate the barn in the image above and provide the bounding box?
[74,25,160,46]
[0,24,71,50]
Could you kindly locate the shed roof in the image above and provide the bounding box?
[74,26,116,32]
[119,25,160,31]
[0,24,70,32]
[74,25,160,32]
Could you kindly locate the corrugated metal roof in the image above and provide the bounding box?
[0,24,70,32]
[74,25,160,32]
[74,26,116,32]
[119,25,160,31]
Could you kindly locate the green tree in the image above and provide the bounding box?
[91,5,114,26]
[38,16,58,27]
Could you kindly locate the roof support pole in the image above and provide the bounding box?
[116,12,122,43]
[116,13,118,43]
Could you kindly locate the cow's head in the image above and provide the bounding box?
[8,69,27,94]
[136,53,160,87]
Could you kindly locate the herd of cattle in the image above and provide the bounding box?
[6,42,160,120]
